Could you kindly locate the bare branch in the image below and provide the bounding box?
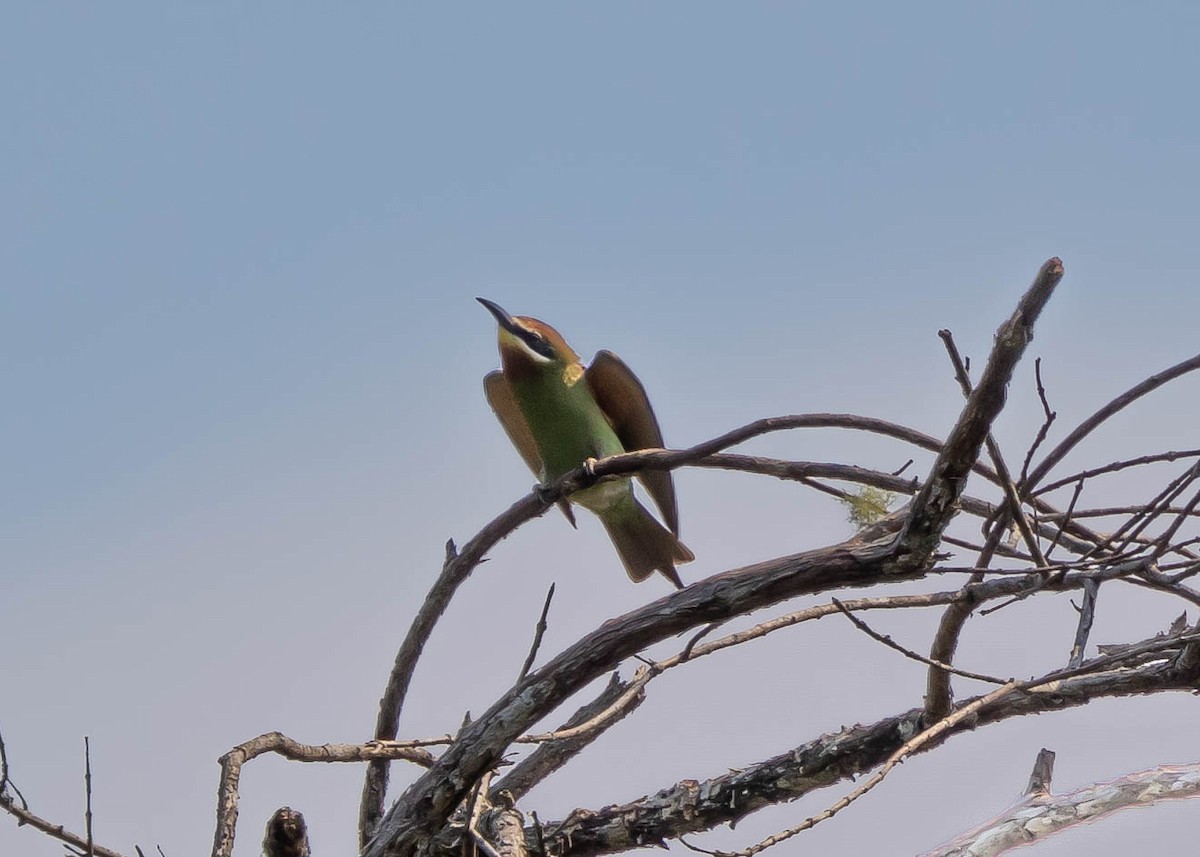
[216,733,434,857]
[1025,351,1200,493]
[831,598,1008,685]
[533,629,1200,857]
[518,584,556,681]
[938,328,1046,568]
[356,410,1014,843]
[732,681,1023,856]
[0,727,125,857]
[922,758,1200,857]
[1018,358,1057,483]
[494,674,644,801]
[1067,578,1100,668]
[1025,748,1055,797]
[900,258,1064,568]
[84,736,94,857]
[1035,448,1200,497]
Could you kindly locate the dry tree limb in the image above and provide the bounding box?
[0,727,125,857]
[1151,478,1200,561]
[84,736,95,857]
[1024,351,1200,493]
[725,681,1024,856]
[518,584,556,681]
[1067,577,1101,668]
[363,537,906,857]
[831,598,1008,685]
[356,409,1016,845]
[915,260,1065,723]
[494,673,645,801]
[1034,448,1200,497]
[938,328,1046,568]
[214,733,435,857]
[1025,747,1055,796]
[920,756,1200,857]
[1044,479,1083,560]
[1018,358,1057,483]
[480,798,528,857]
[900,258,1064,568]
[1107,464,1200,558]
[364,261,1068,857]
[533,627,1200,857]
[367,556,1152,849]
[467,773,503,857]
[513,565,1148,765]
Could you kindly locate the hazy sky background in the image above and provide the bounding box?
[5,5,1200,856]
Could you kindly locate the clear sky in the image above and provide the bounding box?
[4,5,1200,856]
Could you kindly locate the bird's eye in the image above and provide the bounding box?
[522,331,556,360]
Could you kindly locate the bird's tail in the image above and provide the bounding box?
[601,498,694,588]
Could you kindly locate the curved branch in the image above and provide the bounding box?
[357,412,982,843]
[217,733,434,857]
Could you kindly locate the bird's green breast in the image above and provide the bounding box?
[510,370,626,484]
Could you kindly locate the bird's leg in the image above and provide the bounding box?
[534,480,579,528]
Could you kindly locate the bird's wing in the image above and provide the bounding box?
[483,370,577,527]
[585,350,680,535]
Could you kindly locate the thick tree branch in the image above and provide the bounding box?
[366,261,1073,857]
[526,629,1200,857]
[899,258,1064,567]
[357,410,1029,844]
[922,758,1200,856]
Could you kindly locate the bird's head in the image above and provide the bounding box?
[477,297,581,381]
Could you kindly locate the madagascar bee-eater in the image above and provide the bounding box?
[478,298,694,588]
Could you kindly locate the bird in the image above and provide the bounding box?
[477,297,694,587]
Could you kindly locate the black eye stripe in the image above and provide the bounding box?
[522,331,555,359]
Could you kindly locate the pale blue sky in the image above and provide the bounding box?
[4,5,1200,856]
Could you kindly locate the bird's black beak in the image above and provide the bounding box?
[476,297,523,337]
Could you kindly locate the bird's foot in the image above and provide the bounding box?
[582,457,599,480]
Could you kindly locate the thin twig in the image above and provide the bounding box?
[939,329,1046,568]
[518,584,556,681]
[1035,448,1200,497]
[831,599,1008,685]
[1019,358,1057,484]
[84,736,95,857]
[1045,479,1084,561]
[0,724,28,810]
[1115,465,1200,557]
[1152,479,1200,561]
[0,727,124,857]
[1025,352,1200,493]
